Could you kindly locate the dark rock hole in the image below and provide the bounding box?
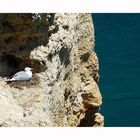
[59,47,70,67]
[0,53,47,78]
[78,107,99,127]
[62,25,69,31]
[80,52,90,62]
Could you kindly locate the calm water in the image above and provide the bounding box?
[92,14,140,126]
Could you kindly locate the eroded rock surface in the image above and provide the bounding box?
[0,13,104,127]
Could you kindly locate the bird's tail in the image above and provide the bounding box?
[5,78,14,82]
[5,79,11,82]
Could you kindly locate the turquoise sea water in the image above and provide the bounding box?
[92,14,140,126]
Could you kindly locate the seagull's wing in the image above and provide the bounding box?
[12,71,31,81]
[12,71,24,77]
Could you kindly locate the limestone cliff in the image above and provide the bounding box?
[0,13,104,127]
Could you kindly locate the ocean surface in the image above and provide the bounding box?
[92,14,140,126]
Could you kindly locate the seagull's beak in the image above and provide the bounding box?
[30,68,34,71]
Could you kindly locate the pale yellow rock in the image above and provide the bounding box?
[0,13,103,127]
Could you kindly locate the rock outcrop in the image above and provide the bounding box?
[0,13,104,127]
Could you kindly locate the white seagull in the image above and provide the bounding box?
[6,67,33,82]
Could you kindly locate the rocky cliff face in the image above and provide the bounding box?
[0,13,104,127]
